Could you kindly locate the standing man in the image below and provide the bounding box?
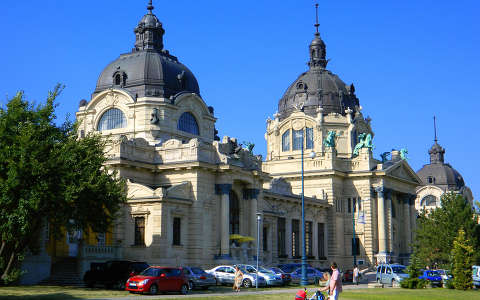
[353,265,359,285]
[329,262,342,300]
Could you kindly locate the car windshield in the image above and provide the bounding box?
[140,267,161,277]
[259,266,275,274]
[392,266,406,274]
[190,267,205,275]
[427,271,439,277]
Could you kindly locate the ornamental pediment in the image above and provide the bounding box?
[385,161,422,184]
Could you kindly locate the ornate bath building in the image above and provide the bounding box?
[18,2,472,284]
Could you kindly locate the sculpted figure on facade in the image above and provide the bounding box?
[353,133,373,156]
[323,130,339,149]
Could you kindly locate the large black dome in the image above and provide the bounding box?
[277,34,359,120]
[93,2,200,99]
[417,141,465,191]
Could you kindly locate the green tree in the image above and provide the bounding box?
[411,192,480,269]
[0,86,126,284]
[451,229,473,290]
[400,254,426,289]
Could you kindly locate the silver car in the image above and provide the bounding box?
[376,264,409,286]
[237,264,283,286]
[205,265,266,288]
[182,266,216,290]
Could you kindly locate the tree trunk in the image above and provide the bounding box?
[1,251,15,280]
[0,241,5,258]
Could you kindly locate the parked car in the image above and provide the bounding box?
[83,260,149,289]
[473,266,480,288]
[125,266,189,295]
[182,266,216,290]
[237,264,283,286]
[205,265,266,288]
[269,267,292,285]
[437,269,452,286]
[289,267,323,285]
[376,264,408,286]
[342,269,353,282]
[418,270,442,287]
[277,263,312,274]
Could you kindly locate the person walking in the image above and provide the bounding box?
[233,265,243,292]
[329,262,342,300]
[353,265,359,285]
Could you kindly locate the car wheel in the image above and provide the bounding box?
[149,284,158,295]
[188,281,194,290]
[180,284,189,295]
[243,278,252,288]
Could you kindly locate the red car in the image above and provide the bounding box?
[125,266,189,295]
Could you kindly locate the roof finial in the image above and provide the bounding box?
[147,0,154,14]
[314,3,320,36]
[433,115,438,143]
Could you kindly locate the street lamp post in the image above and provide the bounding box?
[300,131,316,286]
[256,212,261,289]
[352,210,357,267]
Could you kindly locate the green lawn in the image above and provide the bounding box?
[0,286,479,300]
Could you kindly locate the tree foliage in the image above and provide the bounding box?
[0,86,126,284]
[451,229,473,290]
[411,192,480,269]
[400,255,426,289]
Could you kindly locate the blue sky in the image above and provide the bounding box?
[0,1,478,202]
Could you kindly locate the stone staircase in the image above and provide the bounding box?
[38,257,84,286]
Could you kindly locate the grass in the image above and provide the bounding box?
[0,286,480,300]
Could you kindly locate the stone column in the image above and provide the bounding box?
[244,188,260,260]
[375,187,387,258]
[403,195,411,253]
[215,184,232,257]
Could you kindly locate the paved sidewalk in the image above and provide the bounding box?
[89,282,371,300]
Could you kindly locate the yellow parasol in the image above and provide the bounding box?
[229,234,244,240]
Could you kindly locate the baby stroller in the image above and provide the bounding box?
[295,288,326,300]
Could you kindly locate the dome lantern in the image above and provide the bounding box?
[134,0,165,51]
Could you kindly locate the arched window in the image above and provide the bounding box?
[114,74,121,86]
[282,130,290,152]
[229,191,240,235]
[97,108,127,131]
[420,195,438,207]
[292,129,303,151]
[306,127,314,149]
[177,112,199,135]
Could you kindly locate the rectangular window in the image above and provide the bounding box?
[353,198,357,213]
[306,221,313,257]
[292,129,303,151]
[352,237,360,255]
[97,232,106,246]
[358,197,362,211]
[347,198,351,213]
[134,217,145,246]
[306,127,314,149]
[277,218,286,257]
[282,130,290,152]
[263,226,268,251]
[292,219,300,257]
[318,223,325,258]
[173,217,181,245]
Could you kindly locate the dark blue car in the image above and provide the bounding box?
[419,270,442,287]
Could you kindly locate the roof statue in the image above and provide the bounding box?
[323,130,339,149]
[380,151,391,163]
[243,141,255,153]
[353,133,373,156]
[400,148,408,161]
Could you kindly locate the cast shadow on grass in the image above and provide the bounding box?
[0,294,83,300]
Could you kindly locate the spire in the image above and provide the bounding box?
[134,0,165,51]
[147,0,154,14]
[428,116,445,164]
[308,3,327,69]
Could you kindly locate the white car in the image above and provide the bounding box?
[205,265,266,288]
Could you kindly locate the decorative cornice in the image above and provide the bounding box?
[215,184,232,195]
[243,188,260,200]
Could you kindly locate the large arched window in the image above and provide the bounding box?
[282,130,290,152]
[420,195,438,207]
[292,129,303,151]
[97,108,127,131]
[229,191,240,235]
[177,112,199,135]
[306,127,314,149]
